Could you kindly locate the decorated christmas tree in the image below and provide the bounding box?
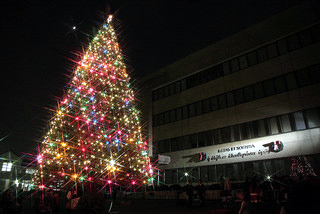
[33,15,152,190]
[290,156,317,177]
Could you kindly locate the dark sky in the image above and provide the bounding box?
[0,0,305,156]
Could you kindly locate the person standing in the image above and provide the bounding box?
[186,180,194,208]
[1,189,13,214]
[196,180,206,206]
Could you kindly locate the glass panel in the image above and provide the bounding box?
[164,111,170,124]
[208,165,216,182]
[239,55,248,70]
[216,165,225,179]
[181,79,187,91]
[257,47,268,62]
[213,129,222,144]
[191,134,198,148]
[182,106,188,119]
[266,43,278,58]
[218,94,227,109]
[309,64,320,84]
[196,101,203,115]
[153,141,159,154]
[203,99,210,113]
[248,121,259,138]
[244,162,254,178]
[169,83,175,95]
[175,81,181,93]
[232,125,240,141]
[163,139,170,152]
[244,86,254,102]
[153,90,158,101]
[225,164,234,180]
[170,109,176,122]
[231,58,239,73]
[158,113,164,125]
[198,132,206,147]
[210,97,218,111]
[254,83,264,99]
[274,75,287,93]
[163,86,169,97]
[240,123,249,140]
[188,103,196,117]
[258,119,267,137]
[176,108,182,121]
[159,140,165,153]
[299,29,313,47]
[171,138,178,152]
[235,88,244,104]
[205,130,213,146]
[286,73,298,90]
[311,24,320,42]
[172,169,178,183]
[177,137,184,150]
[293,111,306,130]
[263,79,275,96]
[184,135,192,149]
[227,92,235,106]
[287,34,301,51]
[296,68,311,86]
[153,115,159,127]
[234,163,244,181]
[267,117,279,134]
[247,51,258,66]
[192,167,199,180]
[277,39,288,55]
[158,88,163,99]
[279,114,292,132]
[223,61,230,75]
[306,108,320,128]
[221,127,231,143]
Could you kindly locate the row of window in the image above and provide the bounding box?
[160,154,320,184]
[153,63,320,127]
[153,106,320,154]
[152,23,320,101]
[1,162,13,172]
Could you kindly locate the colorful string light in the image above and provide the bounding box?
[33,15,153,190]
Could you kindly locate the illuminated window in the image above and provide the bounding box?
[1,162,13,172]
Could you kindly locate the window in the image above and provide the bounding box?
[274,76,287,93]
[170,109,176,122]
[196,101,203,115]
[309,64,320,84]
[172,170,178,183]
[227,92,235,106]
[277,39,288,55]
[244,86,254,102]
[177,137,184,150]
[191,134,198,148]
[165,169,172,184]
[240,123,249,140]
[164,111,170,124]
[279,114,292,132]
[266,43,278,58]
[267,117,279,134]
[248,121,259,138]
[184,135,192,149]
[223,61,230,75]
[1,162,13,172]
[205,130,213,146]
[286,73,298,90]
[221,127,231,143]
[175,81,181,93]
[200,166,208,182]
[253,83,264,99]
[218,94,227,109]
[299,29,313,46]
[257,119,267,137]
[153,141,159,154]
[182,106,188,119]
[257,47,268,62]
[163,139,170,153]
[235,89,244,104]
[296,69,311,86]
[169,83,175,95]
[26,168,36,174]
[247,51,258,66]
[230,58,239,72]
[158,113,164,126]
[263,79,275,96]
[287,34,301,51]
[306,108,320,128]
[192,167,199,180]
[181,79,187,91]
[239,55,248,70]
[232,125,240,141]
[176,108,182,121]
[311,24,320,42]
[163,86,169,97]
[188,103,196,117]
[198,132,206,147]
[152,90,158,101]
[171,138,178,152]
[158,88,163,100]
[203,99,210,113]
[213,129,222,144]
[210,97,218,111]
[208,165,217,182]
[293,111,306,130]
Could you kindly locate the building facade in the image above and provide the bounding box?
[139,2,320,185]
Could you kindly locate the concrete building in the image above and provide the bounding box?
[0,150,34,193]
[139,2,320,185]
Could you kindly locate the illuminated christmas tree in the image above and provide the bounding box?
[290,156,317,177]
[33,15,152,190]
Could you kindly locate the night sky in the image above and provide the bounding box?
[0,0,306,156]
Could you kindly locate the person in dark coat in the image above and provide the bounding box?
[1,189,13,214]
[196,179,206,206]
[185,180,194,208]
